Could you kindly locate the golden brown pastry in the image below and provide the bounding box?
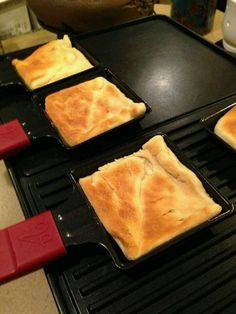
[79,135,222,260]
[214,105,236,150]
[11,35,93,90]
[45,77,146,146]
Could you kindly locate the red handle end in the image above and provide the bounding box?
[0,211,67,284]
[0,119,31,159]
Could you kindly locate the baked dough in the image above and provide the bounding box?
[45,77,146,146]
[11,35,93,90]
[79,135,222,260]
[214,105,236,150]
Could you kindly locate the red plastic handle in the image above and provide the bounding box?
[0,119,31,159]
[0,211,67,284]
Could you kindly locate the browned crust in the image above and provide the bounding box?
[214,105,236,150]
[79,135,222,260]
[45,77,146,146]
[11,35,93,89]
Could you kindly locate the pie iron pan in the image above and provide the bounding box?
[200,103,236,153]
[6,37,100,91]
[0,68,151,159]
[0,132,233,284]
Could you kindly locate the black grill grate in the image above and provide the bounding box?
[9,98,236,314]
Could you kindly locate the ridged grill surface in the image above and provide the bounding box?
[12,100,235,314]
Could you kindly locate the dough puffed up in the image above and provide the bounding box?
[12,35,93,90]
[45,77,147,146]
[214,105,236,150]
[79,135,222,260]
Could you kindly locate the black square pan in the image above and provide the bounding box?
[0,68,151,159]
[33,67,151,147]
[69,131,234,268]
[5,37,100,91]
[200,103,236,152]
[0,132,233,285]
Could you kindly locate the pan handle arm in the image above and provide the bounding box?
[0,119,31,159]
[0,211,67,284]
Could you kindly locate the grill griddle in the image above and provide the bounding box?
[1,15,236,313]
[9,98,236,313]
[78,15,236,129]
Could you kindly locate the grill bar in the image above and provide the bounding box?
[8,98,236,313]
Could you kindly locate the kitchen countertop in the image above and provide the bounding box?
[0,4,225,314]
[0,162,59,314]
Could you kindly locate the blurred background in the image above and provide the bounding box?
[0,0,227,55]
